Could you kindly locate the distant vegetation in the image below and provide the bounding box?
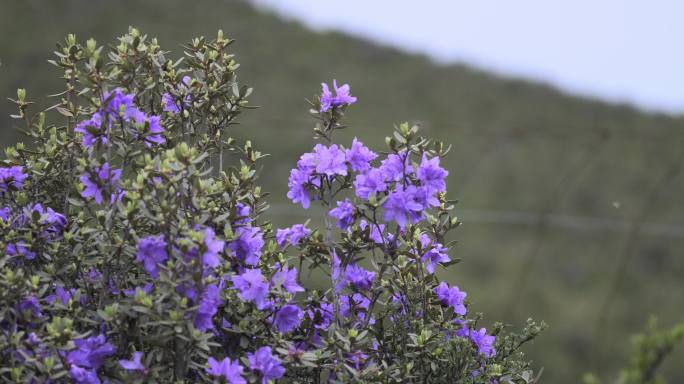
[1,0,683,382]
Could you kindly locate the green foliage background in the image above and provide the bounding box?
[1,0,683,382]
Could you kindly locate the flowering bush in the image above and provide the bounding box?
[0,29,545,383]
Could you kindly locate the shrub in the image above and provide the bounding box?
[0,28,544,383]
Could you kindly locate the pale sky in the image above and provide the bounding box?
[251,0,684,114]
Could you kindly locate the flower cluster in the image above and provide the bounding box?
[75,88,165,149]
[0,29,542,384]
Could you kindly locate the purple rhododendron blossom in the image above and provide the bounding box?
[344,264,376,291]
[347,350,369,370]
[418,234,450,274]
[162,93,180,114]
[248,346,285,384]
[235,202,252,225]
[354,168,387,200]
[79,162,123,204]
[329,199,354,230]
[119,351,145,372]
[201,227,226,269]
[345,138,377,172]
[0,207,10,221]
[76,88,165,148]
[340,293,373,324]
[195,284,223,331]
[306,301,334,330]
[75,112,108,149]
[19,296,42,318]
[416,153,448,193]
[207,357,246,384]
[70,365,101,384]
[46,285,75,306]
[229,226,263,266]
[67,334,116,370]
[123,283,154,297]
[319,79,357,112]
[470,328,496,357]
[273,304,303,333]
[383,185,424,228]
[276,223,310,247]
[287,168,314,209]
[312,144,348,177]
[0,165,28,192]
[7,241,36,260]
[272,263,304,294]
[359,220,392,245]
[379,151,413,182]
[434,282,467,316]
[413,185,441,209]
[136,235,168,278]
[232,268,271,310]
[162,76,192,115]
[275,225,308,248]
[29,203,68,236]
[141,115,166,147]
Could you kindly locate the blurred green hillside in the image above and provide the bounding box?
[1,0,683,382]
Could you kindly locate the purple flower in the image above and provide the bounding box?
[162,76,191,115]
[119,351,145,372]
[306,301,334,330]
[195,284,223,331]
[46,285,75,306]
[273,304,303,333]
[276,224,310,247]
[7,241,35,260]
[248,346,285,384]
[470,328,496,358]
[207,357,246,384]
[162,93,180,114]
[312,144,347,177]
[201,227,226,269]
[231,269,271,310]
[141,115,165,147]
[413,185,440,209]
[287,168,314,209]
[320,79,357,112]
[289,225,309,245]
[359,220,390,245]
[136,235,168,279]
[0,165,28,192]
[379,151,412,182]
[344,264,376,291]
[102,88,137,118]
[67,334,116,370]
[19,296,42,318]
[272,264,304,294]
[229,226,263,266]
[123,283,153,297]
[416,153,448,193]
[329,199,355,230]
[383,185,424,228]
[235,202,252,225]
[347,350,369,370]
[75,112,108,148]
[79,162,123,204]
[340,293,373,324]
[418,234,450,274]
[434,282,467,316]
[345,138,377,172]
[0,207,10,221]
[29,203,67,237]
[70,365,101,384]
[354,168,387,200]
